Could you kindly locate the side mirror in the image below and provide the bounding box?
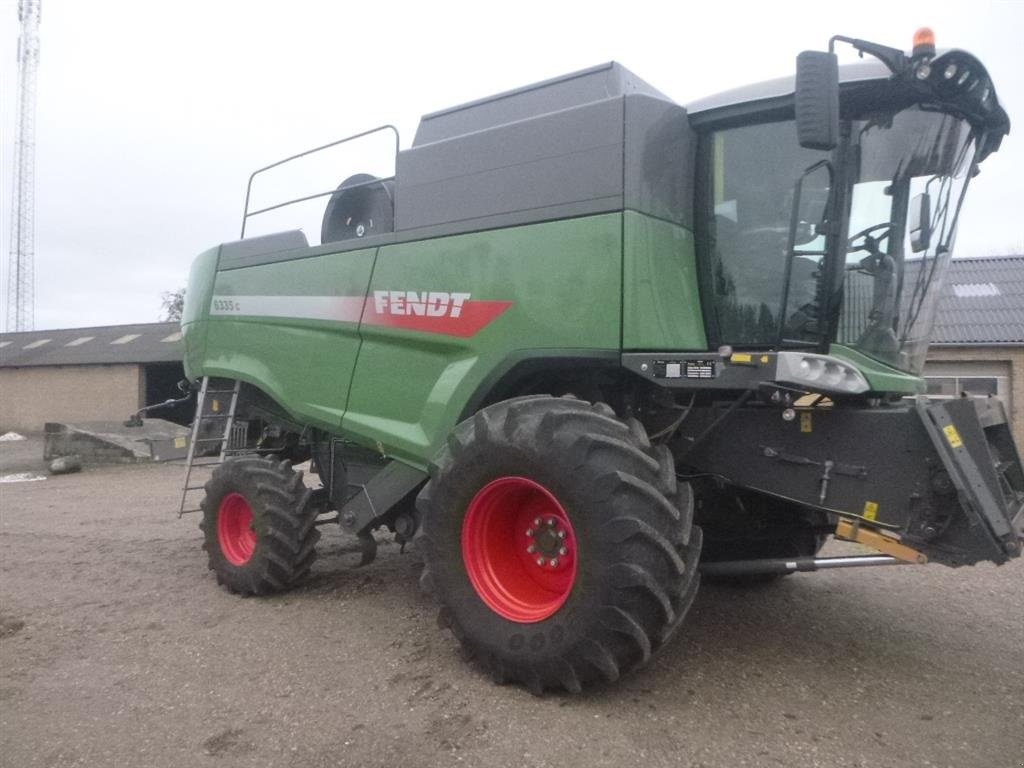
[909,192,931,252]
[795,51,839,150]
[788,160,833,246]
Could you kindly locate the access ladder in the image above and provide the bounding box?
[178,378,244,516]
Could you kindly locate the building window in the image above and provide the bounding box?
[925,377,956,396]
[924,376,1002,400]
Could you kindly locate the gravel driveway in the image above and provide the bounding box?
[1,453,1021,768]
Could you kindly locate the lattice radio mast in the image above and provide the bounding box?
[5,0,41,331]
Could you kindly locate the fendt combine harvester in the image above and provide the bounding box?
[179,29,1022,693]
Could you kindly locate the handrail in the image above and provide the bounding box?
[240,124,400,239]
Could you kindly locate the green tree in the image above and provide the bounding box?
[161,288,186,322]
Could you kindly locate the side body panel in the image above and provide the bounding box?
[622,211,706,350]
[343,214,623,467]
[200,248,376,430]
[181,246,219,382]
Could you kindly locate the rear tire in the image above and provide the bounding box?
[418,396,701,694]
[200,456,320,595]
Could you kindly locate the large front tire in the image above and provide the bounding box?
[418,396,701,694]
[200,456,320,595]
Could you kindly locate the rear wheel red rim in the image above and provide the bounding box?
[218,493,257,565]
[462,476,578,623]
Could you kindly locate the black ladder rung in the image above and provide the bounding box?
[196,414,233,420]
[194,437,229,444]
[204,389,240,395]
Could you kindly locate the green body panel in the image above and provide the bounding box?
[181,246,220,381]
[200,248,376,430]
[343,214,623,467]
[621,211,706,350]
[830,344,926,395]
[181,211,914,469]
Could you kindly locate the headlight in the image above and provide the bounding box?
[775,352,870,394]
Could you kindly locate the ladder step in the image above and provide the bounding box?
[204,389,240,395]
[193,437,228,444]
[195,414,232,420]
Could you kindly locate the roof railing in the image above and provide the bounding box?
[239,124,400,240]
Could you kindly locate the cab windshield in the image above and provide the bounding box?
[837,107,975,373]
[699,105,977,376]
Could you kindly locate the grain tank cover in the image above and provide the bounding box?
[396,63,693,233]
[412,62,674,146]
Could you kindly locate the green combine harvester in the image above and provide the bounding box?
[179,29,1022,693]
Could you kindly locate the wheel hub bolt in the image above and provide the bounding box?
[547,518,557,527]
[558,546,568,556]
[527,544,536,554]
[526,528,534,537]
[536,556,545,567]
[549,558,559,567]
[557,529,566,539]
[533,517,541,527]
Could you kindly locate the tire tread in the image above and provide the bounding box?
[417,395,701,693]
[199,455,320,596]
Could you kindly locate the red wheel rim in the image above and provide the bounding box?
[462,477,578,623]
[218,492,257,565]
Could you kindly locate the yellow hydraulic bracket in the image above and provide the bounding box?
[835,519,928,564]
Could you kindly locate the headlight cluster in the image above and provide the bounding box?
[775,352,870,394]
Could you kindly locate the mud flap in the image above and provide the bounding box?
[916,396,1024,564]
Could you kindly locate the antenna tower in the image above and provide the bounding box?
[5,0,41,331]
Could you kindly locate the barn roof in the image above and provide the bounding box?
[931,255,1024,345]
[0,322,182,368]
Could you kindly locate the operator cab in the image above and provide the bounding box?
[686,30,1009,379]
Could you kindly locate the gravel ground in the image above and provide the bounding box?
[1,447,1022,768]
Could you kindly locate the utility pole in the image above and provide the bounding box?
[5,0,41,332]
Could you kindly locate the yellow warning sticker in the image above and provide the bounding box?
[800,412,812,433]
[942,424,963,449]
[174,437,186,449]
[731,353,753,364]
[863,501,879,521]
[211,399,220,413]
[760,355,770,364]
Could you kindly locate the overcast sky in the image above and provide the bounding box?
[1,0,1022,331]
